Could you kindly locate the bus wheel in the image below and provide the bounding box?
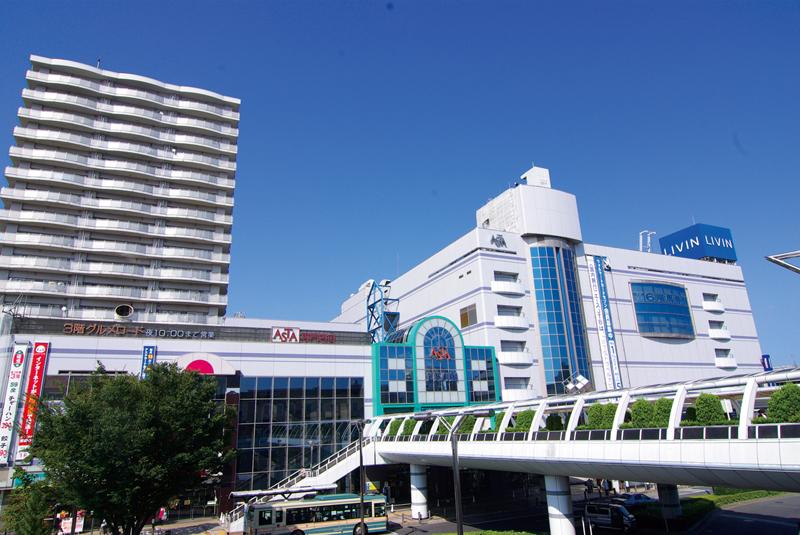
[291,530,305,535]
[353,523,368,535]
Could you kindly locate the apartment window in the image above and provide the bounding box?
[494,271,518,283]
[504,377,529,390]
[709,320,725,330]
[500,340,526,352]
[715,348,733,361]
[496,305,522,317]
[459,304,477,328]
[703,293,719,303]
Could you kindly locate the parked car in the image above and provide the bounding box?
[613,493,658,508]
[584,501,637,532]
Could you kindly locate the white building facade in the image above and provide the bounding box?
[336,167,763,400]
[0,55,239,325]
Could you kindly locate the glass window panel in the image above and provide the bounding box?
[288,424,305,446]
[272,399,288,422]
[289,399,304,422]
[270,424,287,446]
[255,424,271,447]
[253,449,269,472]
[240,377,257,399]
[256,377,272,398]
[237,424,254,449]
[320,423,335,444]
[237,448,253,473]
[305,398,319,420]
[321,377,335,398]
[321,399,334,420]
[215,377,227,399]
[288,447,304,470]
[252,472,269,490]
[272,377,289,398]
[335,377,349,398]
[270,447,286,471]
[235,473,253,491]
[336,398,349,420]
[305,377,320,397]
[239,400,256,424]
[290,377,304,398]
[43,375,68,401]
[351,399,364,420]
[255,400,272,423]
[350,377,363,398]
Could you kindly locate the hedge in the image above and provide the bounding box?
[506,409,534,432]
[400,419,416,436]
[388,419,402,436]
[767,382,800,423]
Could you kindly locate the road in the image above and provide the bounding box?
[695,494,800,535]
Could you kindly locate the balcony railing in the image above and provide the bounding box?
[18,108,238,154]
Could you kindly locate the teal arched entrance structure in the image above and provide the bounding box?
[372,316,501,415]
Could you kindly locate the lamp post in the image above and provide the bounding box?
[413,409,493,535]
[353,419,366,535]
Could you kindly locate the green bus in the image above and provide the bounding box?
[244,493,388,535]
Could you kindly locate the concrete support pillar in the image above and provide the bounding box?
[410,464,429,520]
[657,484,682,519]
[544,475,575,535]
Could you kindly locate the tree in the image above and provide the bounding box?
[767,382,800,423]
[653,398,673,428]
[630,399,655,428]
[1,469,57,535]
[32,363,232,535]
[694,393,726,425]
[545,414,563,431]
[586,404,606,429]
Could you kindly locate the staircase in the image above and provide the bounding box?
[223,436,379,533]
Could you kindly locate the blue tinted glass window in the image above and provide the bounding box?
[631,282,695,338]
[423,327,458,392]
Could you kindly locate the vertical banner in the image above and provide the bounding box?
[585,256,623,389]
[16,341,49,462]
[140,346,157,379]
[0,343,29,465]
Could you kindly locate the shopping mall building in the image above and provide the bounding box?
[0,56,765,514]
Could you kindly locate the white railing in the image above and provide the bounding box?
[18,108,238,154]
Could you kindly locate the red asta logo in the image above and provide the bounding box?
[429,347,452,360]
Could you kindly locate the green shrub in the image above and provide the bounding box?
[695,393,726,425]
[507,409,534,432]
[489,411,505,432]
[653,398,673,427]
[586,403,617,429]
[457,415,477,434]
[586,404,606,429]
[767,382,800,423]
[545,414,563,431]
[388,419,402,436]
[752,416,779,424]
[602,403,618,429]
[684,406,697,421]
[630,399,655,428]
[434,416,455,434]
[401,419,416,436]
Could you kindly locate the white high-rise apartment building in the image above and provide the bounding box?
[0,55,239,325]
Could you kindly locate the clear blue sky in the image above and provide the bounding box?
[1,1,798,366]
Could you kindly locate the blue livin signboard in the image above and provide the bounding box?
[659,224,737,262]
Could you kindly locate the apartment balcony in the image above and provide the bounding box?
[702,300,725,313]
[21,88,238,138]
[14,304,222,325]
[6,167,233,208]
[0,232,77,250]
[18,108,238,155]
[0,255,229,284]
[490,280,526,296]
[9,146,235,189]
[0,280,226,305]
[27,70,240,123]
[708,328,732,341]
[14,127,236,173]
[0,209,232,245]
[495,350,534,365]
[493,315,529,330]
[501,389,537,402]
[0,187,233,225]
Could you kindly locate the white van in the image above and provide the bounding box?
[583,501,637,532]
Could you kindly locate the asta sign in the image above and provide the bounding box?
[272,327,300,343]
[659,224,737,262]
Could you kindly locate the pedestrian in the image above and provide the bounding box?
[602,479,611,497]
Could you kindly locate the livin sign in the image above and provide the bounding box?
[490,234,508,248]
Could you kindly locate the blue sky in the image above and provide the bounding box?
[1,1,798,366]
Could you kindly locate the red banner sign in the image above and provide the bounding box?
[16,341,49,460]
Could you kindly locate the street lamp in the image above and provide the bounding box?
[352,419,367,535]
[413,409,494,535]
